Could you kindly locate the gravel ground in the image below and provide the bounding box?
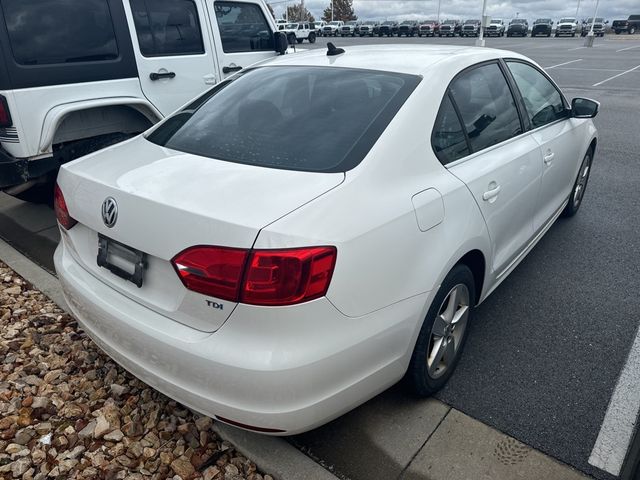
[0,261,272,480]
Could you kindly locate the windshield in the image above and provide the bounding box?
[464,20,478,24]
[365,21,376,25]
[329,21,340,25]
[382,21,394,25]
[511,19,526,24]
[443,20,455,24]
[560,18,575,23]
[586,18,604,23]
[146,67,421,173]
[535,19,551,23]
[347,21,358,25]
[490,20,502,24]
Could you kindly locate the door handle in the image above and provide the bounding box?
[543,152,555,165]
[149,71,176,81]
[222,65,243,74]
[482,185,501,201]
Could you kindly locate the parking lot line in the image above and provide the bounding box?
[593,64,640,86]
[545,59,583,69]
[568,44,603,51]
[616,45,640,52]
[588,327,640,476]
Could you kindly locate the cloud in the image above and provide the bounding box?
[270,0,636,22]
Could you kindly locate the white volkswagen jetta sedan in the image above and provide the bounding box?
[54,45,598,435]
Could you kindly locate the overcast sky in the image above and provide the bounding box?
[270,0,636,22]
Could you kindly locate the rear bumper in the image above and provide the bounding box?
[0,149,57,189]
[55,239,428,435]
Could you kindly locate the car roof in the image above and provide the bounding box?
[263,45,529,77]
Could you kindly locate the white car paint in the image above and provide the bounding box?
[55,45,598,435]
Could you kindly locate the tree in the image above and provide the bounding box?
[322,0,356,22]
[266,3,275,19]
[284,3,315,22]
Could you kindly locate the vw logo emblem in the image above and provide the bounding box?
[101,197,118,228]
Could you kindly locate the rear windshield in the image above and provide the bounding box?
[2,0,118,65]
[146,66,420,173]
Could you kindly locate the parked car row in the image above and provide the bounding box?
[302,15,640,38]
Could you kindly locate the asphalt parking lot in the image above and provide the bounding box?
[1,34,639,480]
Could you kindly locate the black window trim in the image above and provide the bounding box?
[432,59,527,166]
[131,0,206,58]
[501,57,571,133]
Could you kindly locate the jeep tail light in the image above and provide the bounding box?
[172,246,249,302]
[0,95,12,128]
[54,183,77,230]
[171,246,337,306]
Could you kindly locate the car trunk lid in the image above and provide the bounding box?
[59,137,344,332]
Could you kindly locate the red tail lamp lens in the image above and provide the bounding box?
[54,184,77,230]
[0,95,12,128]
[242,247,337,306]
[172,246,248,301]
[171,245,337,306]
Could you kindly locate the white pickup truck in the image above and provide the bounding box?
[0,0,288,202]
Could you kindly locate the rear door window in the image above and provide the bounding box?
[214,1,275,53]
[147,66,421,172]
[2,0,118,65]
[449,63,522,153]
[432,95,469,165]
[130,0,205,56]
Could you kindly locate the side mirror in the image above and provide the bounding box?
[274,31,288,55]
[605,20,609,24]
[571,98,599,118]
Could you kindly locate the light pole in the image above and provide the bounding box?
[475,0,489,47]
[331,0,334,22]
[584,0,600,47]
[575,0,581,19]
[436,0,441,24]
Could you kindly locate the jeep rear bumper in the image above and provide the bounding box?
[0,149,57,189]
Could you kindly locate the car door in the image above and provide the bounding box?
[505,60,582,231]
[442,62,543,275]
[126,0,219,115]
[205,0,277,80]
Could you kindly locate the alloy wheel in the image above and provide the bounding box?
[427,284,470,379]
[573,154,592,209]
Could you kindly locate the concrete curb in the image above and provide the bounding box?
[0,237,338,480]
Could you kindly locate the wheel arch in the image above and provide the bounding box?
[455,249,486,305]
[39,99,162,154]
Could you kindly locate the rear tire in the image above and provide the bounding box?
[406,264,475,396]
[562,149,593,218]
[308,32,316,43]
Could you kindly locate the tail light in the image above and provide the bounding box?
[0,95,12,128]
[172,246,336,306]
[172,246,248,301]
[54,184,77,230]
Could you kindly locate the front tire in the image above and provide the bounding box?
[562,149,593,217]
[406,264,475,396]
[630,27,636,34]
